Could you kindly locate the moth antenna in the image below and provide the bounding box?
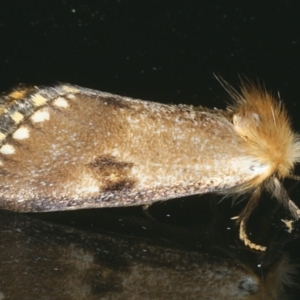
[213,73,242,101]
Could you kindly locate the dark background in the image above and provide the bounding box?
[1,1,300,109]
[1,0,300,298]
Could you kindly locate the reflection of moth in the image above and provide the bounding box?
[0,81,299,251]
[0,211,296,300]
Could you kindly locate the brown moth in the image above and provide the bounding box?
[0,82,300,251]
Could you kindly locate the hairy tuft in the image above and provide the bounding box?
[227,84,300,190]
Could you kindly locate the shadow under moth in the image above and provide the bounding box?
[0,79,300,251]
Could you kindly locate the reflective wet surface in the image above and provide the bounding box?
[1,194,300,299]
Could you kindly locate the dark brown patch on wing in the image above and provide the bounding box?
[89,155,136,191]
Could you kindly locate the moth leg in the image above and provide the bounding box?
[233,187,267,251]
[239,220,266,251]
[286,174,300,181]
[142,204,150,211]
[272,177,300,219]
[141,204,156,222]
[288,200,300,219]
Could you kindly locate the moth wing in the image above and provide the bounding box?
[0,85,262,212]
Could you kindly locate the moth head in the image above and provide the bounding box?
[229,84,300,185]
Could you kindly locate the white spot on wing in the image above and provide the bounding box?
[0,144,15,155]
[13,126,30,140]
[32,94,47,107]
[31,110,50,123]
[53,97,69,108]
[11,111,24,123]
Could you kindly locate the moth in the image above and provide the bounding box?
[0,81,300,251]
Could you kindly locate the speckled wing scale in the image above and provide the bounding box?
[0,84,141,211]
[1,82,300,251]
[0,83,259,212]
